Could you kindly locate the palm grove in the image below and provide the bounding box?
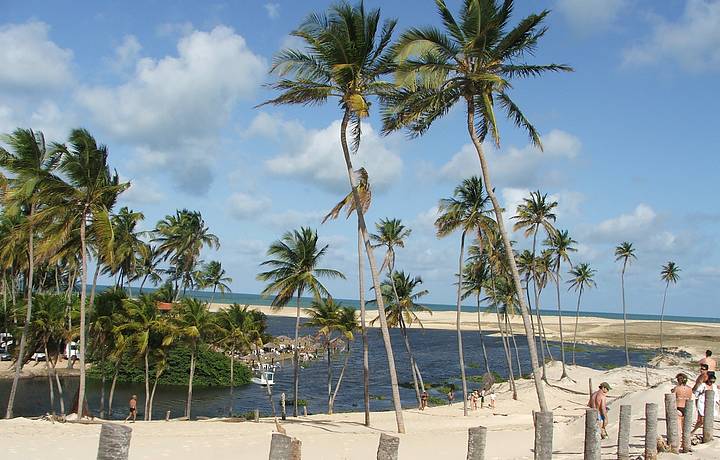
[1,0,682,433]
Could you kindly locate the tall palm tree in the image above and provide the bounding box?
[567,263,596,365]
[39,128,128,417]
[29,293,67,415]
[172,298,218,419]
[659,261,680,354]
[105,207,146,292]
[544,229,576,380]
[481,271,518,399]
[382,0,571,412]
[153,209,219,299]
[435,176,494,416]
[322,167,372,426]
[257,227,345,417]
[615,242,637,366]
[370,218,423,402]
[305,298,358,415]
[217,304,265,416]
[262,1,407,432]
[132,244,163,294]
[0,128,60,418]
[197,261,232,304]
[461,251,491,375]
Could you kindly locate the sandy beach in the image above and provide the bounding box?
[3,361,720,459]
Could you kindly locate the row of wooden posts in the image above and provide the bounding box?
[95,392,715,460]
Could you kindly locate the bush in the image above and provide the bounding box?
[89,344,251,387]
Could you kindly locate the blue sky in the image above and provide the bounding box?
[1,0,718,317]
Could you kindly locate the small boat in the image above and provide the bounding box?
[251,370,275,386]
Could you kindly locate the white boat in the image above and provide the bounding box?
[251,370,275,386]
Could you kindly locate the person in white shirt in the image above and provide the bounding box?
[692,371,719,434]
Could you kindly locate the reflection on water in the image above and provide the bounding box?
[0,316,653,419]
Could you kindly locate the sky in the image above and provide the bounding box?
[1,0,719,317]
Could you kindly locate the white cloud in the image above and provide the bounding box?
[595,203,657,237]
[111,35,142,72]
[623,0,720,71]
[264,3,280,19]
[414,206,440,234]
[0,21,74,92]
[255,114,403,193]
[0,101,75,142]
[156,22,194,38]
[437,129,580,187]
[120,177,166,204]
[76,26,267,192]
[227,192,272,220]
[555,0,626,34]
[264,210,326,228]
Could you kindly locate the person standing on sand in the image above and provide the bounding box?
[672,373,693,450]
[125,395,137,423]
[489,389,496,410]
[589,382,611,439]
[699,350,716,371]
[479,388,486,408]
[693,363,709,392]
[420,391,428,411]
[447,388,455,405]
[692,371,719,434]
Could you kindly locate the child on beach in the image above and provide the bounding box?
[125,395,137,423]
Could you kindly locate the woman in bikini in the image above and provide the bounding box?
[672,373,693,450]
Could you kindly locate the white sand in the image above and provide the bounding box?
[3,361,720,459]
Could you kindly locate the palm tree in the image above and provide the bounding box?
[197,261,232,304]
[29,294,67,415]
[153,209,219,299]
[371,271,432,404]
[382,0,571,412]
[172,298,218,419]
[322,167,372,426]
[615,242,637,366]
[262,1,407,432]
[481,271,518,400]
[133,245,163,294]
[461,252,491,375]
[659,261,680,354]
[544,229,576,380]
[305,298,359,414]
[40,128,128,417]
[435,176,494,416]
[257,227,345,417]
[567,263,596,365]
[370,218,423,402]
[217,304,265,416]
[532,248,555,380]
[0,128,59,418]
[105,207,146,293]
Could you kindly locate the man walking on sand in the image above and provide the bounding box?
[699,350,716,371]
[125,395,137,423]
[589,382,611,439]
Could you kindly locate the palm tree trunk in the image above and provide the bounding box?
[358,226,370,427]
[5,204,35,419]
[229,347,235,417]
[572,285,583,365]
[148,369,162,421]
[476,295,491,375]
[506,317,523,378]
[455,231,469,416]
[340,109,405,433]
[660,281,669,355]
[55,268,60,294]
[51,349,65,415]
[326,342,332,414]
[99,355,106,418]
[293,292,301,417]
[621,263,630,366]
[44,341,56,415]
[139,274,148,295]
[466,100,547,412]
[494,305,517,399]
[77,210,89,418]
[555,259,569,379]
[533,280,549,381]
[398,318,421,405]
[330,343,352,414]
[144,348,150,420]
[2,275,7,336]
[186,347,196,418]
[108,362,119,417]
[89,263,100,313]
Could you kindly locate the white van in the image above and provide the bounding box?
[64,341,79,360]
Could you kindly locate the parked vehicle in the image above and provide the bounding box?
[31,352,46,362]
[0,347,11,361]
[64,341,79,360]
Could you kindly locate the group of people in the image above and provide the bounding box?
[418,387,496,412]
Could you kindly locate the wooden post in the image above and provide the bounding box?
[645,366,650,387]
[584,409,600,460]
[682,399,694,452]
[466,426,487,460]
[165,410,170,421]
[254,409,260,423]
[534,411,553,460]
[617,405,631,460]
[268,432,301,460]
[703,389,714,443]
[96,423,132,460]
[303,405,307,417]
[664,393,679,453]
[645,403,658,460]
[377,433,400,460]
[588,378,593,396]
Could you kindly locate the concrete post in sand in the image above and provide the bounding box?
[645,402,658,460]
[703,390,714,443]
[268,433,301,460]
[617,405,631,460]
[377,433,400,460]
[664,393,679,453]
[682,399,694,452]
[254,409,260,422]
[584,409,601,460]
[96,423,132,460]
[534,411,553,460]
[588,378,593,396]
[165,410,171,421]
[466,426,487,460]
